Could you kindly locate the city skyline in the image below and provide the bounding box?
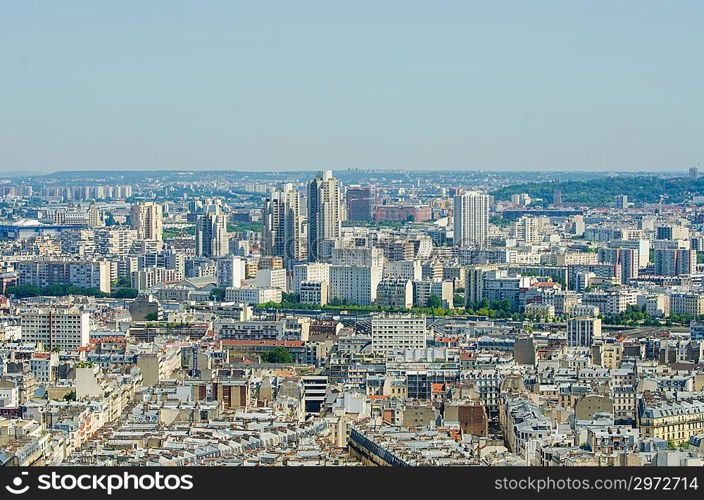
[2,167,704,469]
[3,1,704,477]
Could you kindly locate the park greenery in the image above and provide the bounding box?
[599,304,699,327]
[600,305,659,326]
[257,298,465,317]
[227,221,263,233]
[489,215,511,227]
[258,295,698,327]
[163,226,195,239]
[465,299,513,318]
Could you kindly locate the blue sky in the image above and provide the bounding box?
[0,1,702,173]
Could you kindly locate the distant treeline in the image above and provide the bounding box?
[6,284,138,299]
[492,175,703,206]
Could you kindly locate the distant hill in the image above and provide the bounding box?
[491,175,704,206]
[0,170,45,177]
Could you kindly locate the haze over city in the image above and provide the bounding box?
[1,0,702,174]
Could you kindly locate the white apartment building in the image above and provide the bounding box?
[329,265,382,306]
[30,353,59,383]
[511,216,547,244]
[567,317,602,347]
[292,263,331,294]
[262,183,305,263]
[16,259,111,293]
[216,317,310,341]
[371,315,427,356]
[0,380,19,407]
[254,268,287,291]
[413,280,454,308]
[637,294,670,317]
[225,286,282,305]
[383,260,423,281]
[331,247,385,268]
[94,226,139,256]
[582,290,637,315]
[130,201,163,242]
[131,267,177,291]
[20,308,91,350]
[453,191,489,248]
[669,292,704,316]
[216,256,245,288]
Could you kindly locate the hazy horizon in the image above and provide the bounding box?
[1,1,702,174]
[0,167,697,177]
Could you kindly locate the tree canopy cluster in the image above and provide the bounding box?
[6,284,138,299]
[260,346,293,364]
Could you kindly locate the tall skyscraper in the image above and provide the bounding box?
[263,183,305,265]
[453,191,489,248]
[307,170,342,262]
[130,201,163,241]
[196,205,229,258]
[654,248,696,276]
[216,256,245,288]
[87,202,104,227]
[598,247,639,284]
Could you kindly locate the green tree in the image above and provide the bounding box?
[426,295,442,308]
[489,215,510,227]
[5,284,42,298]
[261,346,293,364]
[492,175,704,206]
[104,211,117,226]
[227,221,263,233]
[5,284,108,298]
[112,276,132,288]
[145,312,159,321]
[282,292,300,303]
[209,287,226,301]
[111,288,138,298]
[63,391,77,402]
